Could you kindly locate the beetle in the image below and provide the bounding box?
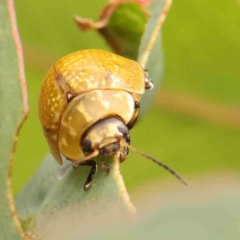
[39,49,187,190]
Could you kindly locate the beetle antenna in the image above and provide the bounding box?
[73,150,99,166]
[121,142,188,186]
[81,150,99,162]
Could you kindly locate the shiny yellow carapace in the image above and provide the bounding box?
[39,49,154,190]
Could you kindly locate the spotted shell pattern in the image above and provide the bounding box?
[39,49,145,164]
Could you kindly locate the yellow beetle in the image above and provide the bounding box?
[39,49,186,190]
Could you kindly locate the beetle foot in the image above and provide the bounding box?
[83,162,97,191]
[101,157,111,173]
[144,69,154,90]
[102,163,111,174]
[84,178,93,191]
[119,152,127,163]
[145,79,154,90]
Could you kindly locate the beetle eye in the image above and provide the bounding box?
[82,139,93,154]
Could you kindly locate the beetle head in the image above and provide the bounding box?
[82,117,128,157]
[81,118,188,187]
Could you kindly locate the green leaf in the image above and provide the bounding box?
[16,155,61,221]
[76,175,240,239]
[16,155,136,236]
[0,0,28,239]
[137,0,166,115]
[98,2,148,60]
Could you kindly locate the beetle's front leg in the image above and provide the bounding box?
[144,69,154,90]
[74,160,97,191]
[119,133,131,163]
[101,157,111,174]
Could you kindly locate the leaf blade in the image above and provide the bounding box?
[0,0,29,239]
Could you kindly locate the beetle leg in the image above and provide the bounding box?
[134,101,140,109]
[119,133,131,163]
[144,69,154,90]
[101,157,111,173]
[119,152,127,163]
[145,78,154,90]
[119,147,129,163]
[76,160,97,191]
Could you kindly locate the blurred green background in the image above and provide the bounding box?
[13,0,240,198]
